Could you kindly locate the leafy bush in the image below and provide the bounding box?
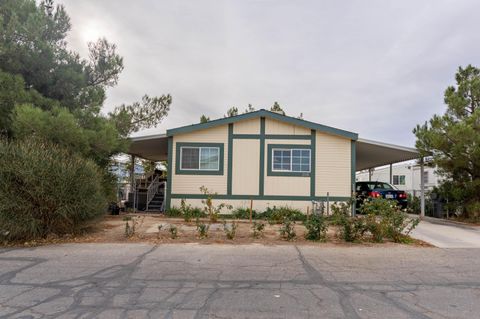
[165,207,182,218]
[123,216,136,238]
[264,206,306,224]
[232,208,259,220]
[200,186,233,222]
[252,221,265,238]
[196,220,210,239]
[168,225,178,239]
[360,198,420,243]
[223,221,237,240]
[329,202,351,225]
[304,214,328,242]
[0,139,107,241]
[338,216,366,242]
[279,218,296,241]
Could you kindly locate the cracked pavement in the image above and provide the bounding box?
[0,244,479,318]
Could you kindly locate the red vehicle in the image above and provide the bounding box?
[355,181,408,209]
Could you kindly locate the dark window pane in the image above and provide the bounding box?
[181,147,199,169]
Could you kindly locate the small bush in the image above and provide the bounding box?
[223,221,237,240]
[123,216,136,237]
[165,207,182,218]
[304,214,328,242]
[279,218,296,241]
[168,225,178,239]
[0,139,107,241]
[265,206,306,224]
[157,225,163,239]
[361,198,420,243]
[338,216,366,242]
[200,186,233,222]
[232,208,259,220]
[329,202,351,225]
[252,221,265,238]
[196,219,210,238]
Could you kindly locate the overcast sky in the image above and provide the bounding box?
[59,0,480,146]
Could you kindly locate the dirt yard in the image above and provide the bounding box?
[14,213,429,247]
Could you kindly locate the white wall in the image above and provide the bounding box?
[356,162,441,196]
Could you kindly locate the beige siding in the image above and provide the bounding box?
[265,118,311,135]
[171,125,228,194]
[315,132,351,197]
[233,118,260,134]
[232,139,259,195]
[264,139,310,196]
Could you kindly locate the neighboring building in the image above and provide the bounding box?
[128,109,422,213]
[356,163,441,196]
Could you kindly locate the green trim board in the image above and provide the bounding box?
[170,193,350,201]
[232,134,312,140]
[266,144,312,177]
[227,124,233,195]
[259,117,265,196]
[166,109,358,140]
[175,142,225,175]
[310,130,316,197]
[166,136,173,210]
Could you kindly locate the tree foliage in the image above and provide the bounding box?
[200,114,210,123]
[225,106,239,117]
[270,101,285,115]
[414,65,480,217]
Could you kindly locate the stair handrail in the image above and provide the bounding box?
[146,174,160,210]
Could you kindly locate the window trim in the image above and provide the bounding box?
[175,142,224,175]
[267,144,312,177]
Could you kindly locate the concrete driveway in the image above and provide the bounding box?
[1,243,480,318]
[410,217,480,248]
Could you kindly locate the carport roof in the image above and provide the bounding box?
[128,134,421,169]
[356,138,420,171]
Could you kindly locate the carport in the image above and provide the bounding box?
[127,134,426,217]
[356,138,425,217]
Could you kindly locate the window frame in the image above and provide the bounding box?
[392,175,406,185]
[175,142,224,175]
[267,144,312,177]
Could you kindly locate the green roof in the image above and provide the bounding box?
[166,109,358,140]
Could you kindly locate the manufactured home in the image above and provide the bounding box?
[127,109,427,215]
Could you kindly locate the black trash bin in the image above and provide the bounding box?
[109,202,120,215]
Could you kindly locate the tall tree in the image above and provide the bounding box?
[244,104,255,113]
[225,106,238,117]
[200,114,210,123]
[414,65,480,217]
[270,101,285,115]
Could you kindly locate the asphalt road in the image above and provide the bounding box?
[410,217,480,248]
[1,243,479,319]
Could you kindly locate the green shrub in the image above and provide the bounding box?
[360,198,420,243]
[165,207,182,218]
[200,186,232,222]
[252,221,265,238]
[196,220,210,239]
[279,218,296,241]
[168,225,178,239]
[0,139,107,241]
[304,214,328,242]
[123,216,136,238]
[329,202,351,226]
[338,216,366,242]
[223,221,237,240]
[232,208,259,220]
[265,206,306,224]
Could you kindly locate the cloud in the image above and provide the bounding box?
[59,0,480,146]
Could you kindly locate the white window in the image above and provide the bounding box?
[272,149,310,173]
[423,171,429,184]
[180,147,219,171]
[393,175,405,185]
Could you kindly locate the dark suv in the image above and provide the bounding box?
[355,181,408,209]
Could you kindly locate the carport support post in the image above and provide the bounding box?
[130,155,136,213]
[420,157,425,218]
[389,164,393,184]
